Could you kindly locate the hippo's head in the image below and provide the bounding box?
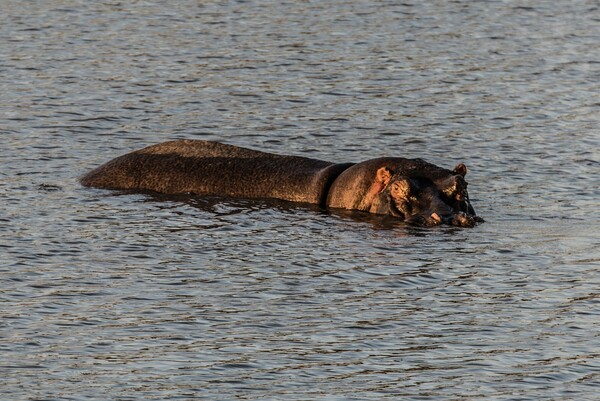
[372,164,483,227]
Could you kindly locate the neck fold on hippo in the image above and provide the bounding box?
[316,162,355,207]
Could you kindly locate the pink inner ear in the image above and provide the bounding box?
[376,167,393,187]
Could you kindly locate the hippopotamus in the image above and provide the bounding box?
[80,139,483,227]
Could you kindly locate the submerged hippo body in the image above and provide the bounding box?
[81,139,483,227]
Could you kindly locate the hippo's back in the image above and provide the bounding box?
[80,139,350,204]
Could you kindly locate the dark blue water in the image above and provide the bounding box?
[1,1,599,400]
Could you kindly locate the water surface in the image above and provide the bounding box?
[1,1,599,400]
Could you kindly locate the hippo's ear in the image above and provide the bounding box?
[390,177,411,200]
[453,163,468,177]
[375,167,393,186]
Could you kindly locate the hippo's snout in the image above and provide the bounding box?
[380,172,483,228]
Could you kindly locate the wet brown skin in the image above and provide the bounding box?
[80,140,483,227]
